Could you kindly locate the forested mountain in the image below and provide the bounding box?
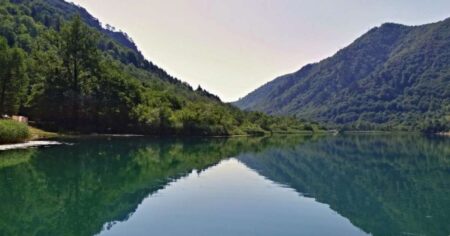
[0,0,319,135]
[234,19,450,132]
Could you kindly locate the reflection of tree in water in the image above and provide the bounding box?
[3,135,445,236]
[239,134,450,236]
[0,135,313,236]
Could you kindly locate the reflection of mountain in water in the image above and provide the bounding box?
[0,136,311,236]
[1,135,447,236]
[239,134,450,236]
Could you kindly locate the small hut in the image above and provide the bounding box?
[12,115,28,124]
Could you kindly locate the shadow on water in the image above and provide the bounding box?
[0,134,448,236]
[238,134,450,236]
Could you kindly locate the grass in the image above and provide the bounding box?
[28,126,58,140]
[0,120,59,144]
[0,120,30,144]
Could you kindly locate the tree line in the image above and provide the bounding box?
[0,1,321,135]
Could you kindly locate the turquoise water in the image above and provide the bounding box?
[0,135,448,236]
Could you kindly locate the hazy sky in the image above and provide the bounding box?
[69,0,450,101]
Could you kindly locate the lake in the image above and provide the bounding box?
[0,134,449,236]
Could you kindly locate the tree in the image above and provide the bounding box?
[0,1,315,135]
[60,15,100,127]
[0,37,26,115]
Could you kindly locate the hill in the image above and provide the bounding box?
[0,0,319,135]
[234,19,450,132]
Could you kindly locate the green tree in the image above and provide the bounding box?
[0,1,316,135]
[60,15,100,127]
[0,37,26,115]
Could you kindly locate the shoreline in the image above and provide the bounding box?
[1,130,446,151]
[0,130,324,151]
[0,141,62,151]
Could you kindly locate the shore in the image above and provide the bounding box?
[2,127,447,151]
[0,124,61,151]
[0,141,62,151]
[28,126,59,140]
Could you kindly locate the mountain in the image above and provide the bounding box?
[22,0,183,85]
[0,0,319,135]
[234,19,450,132]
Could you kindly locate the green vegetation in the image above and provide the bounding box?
[28,126,58,140]
[0,120,30,144]
[235,20,450,133]
[0,0,318,136]
[0,38,26,115]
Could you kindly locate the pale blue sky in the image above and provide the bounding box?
[70,0,450,101]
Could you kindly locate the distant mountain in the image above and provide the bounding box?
[234,19,450,131]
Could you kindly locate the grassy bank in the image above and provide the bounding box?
[0,120,30,144]
[28,126,59,140]
[0,120,59,144]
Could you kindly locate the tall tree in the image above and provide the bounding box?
[0,37,26,115]
[60,15,100,127]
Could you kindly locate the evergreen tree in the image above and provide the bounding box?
[60,15,100,127]
[0,37,26,115]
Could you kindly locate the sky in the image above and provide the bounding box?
[69,0,450,102]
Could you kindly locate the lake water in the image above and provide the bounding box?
[0,135,448,236]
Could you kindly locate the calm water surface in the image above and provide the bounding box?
[0,135,448,236]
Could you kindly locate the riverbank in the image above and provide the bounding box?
[0,124,61,151]
[0,120,31,144]
[28,126,59,140]
[0,120,59,145]
[0,141,62,151]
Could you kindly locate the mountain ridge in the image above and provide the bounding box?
[35,0,186,86]
[234,18,450,131]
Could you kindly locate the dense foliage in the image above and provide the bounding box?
[0,0,318,135]
[235,20,450,132]
[0,119,29,143]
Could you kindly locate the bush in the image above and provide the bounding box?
[0,120,30,144]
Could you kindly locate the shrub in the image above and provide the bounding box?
[0,120,30,144]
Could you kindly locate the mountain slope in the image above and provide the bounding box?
[235,19,450,131]
[9,0,183,84]
[0,0,318,135]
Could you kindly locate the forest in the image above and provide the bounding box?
[235,21,450,133]
[0,0,321,136]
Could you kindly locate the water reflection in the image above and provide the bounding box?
[0,136,308,236]
[0,135,448,236]
[239,134,450,236]
[99,158,367,236]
